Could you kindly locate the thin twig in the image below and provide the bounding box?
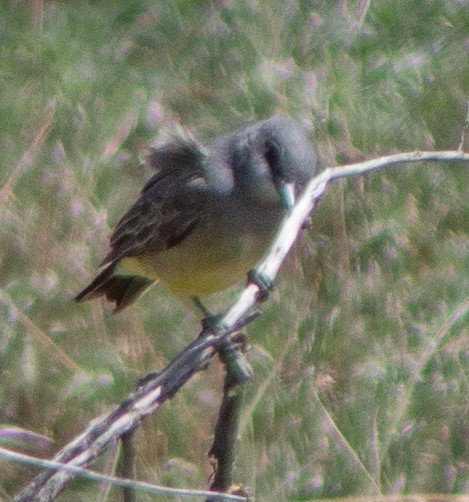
[120,430,137,502]
[458,99,469,152]
[208,337,251,500]
[0,447,244,501]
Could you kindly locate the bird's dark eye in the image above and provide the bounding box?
[264,141,282,180]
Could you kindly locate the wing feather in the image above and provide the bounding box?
[101,139,208,264]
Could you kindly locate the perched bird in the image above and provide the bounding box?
[75,115,317,313]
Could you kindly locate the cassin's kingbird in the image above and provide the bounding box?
[75,115,317,312]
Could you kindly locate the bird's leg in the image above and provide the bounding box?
[191,296,226,332]
[191,295,212,317]
[247,268,274,302]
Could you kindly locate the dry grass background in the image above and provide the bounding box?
[1,1,469,500]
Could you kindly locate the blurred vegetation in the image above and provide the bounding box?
[0,0,468,500]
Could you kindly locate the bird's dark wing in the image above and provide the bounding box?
[101,139,208,264]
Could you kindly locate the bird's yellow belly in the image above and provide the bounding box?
[118,227,274,298]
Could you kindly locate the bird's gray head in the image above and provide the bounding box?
[229,115,317,209]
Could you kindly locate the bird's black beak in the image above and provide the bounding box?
[277,180,296,212]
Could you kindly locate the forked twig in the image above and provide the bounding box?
[12,149,469,501]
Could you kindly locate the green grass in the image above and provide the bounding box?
[1,1,469,501]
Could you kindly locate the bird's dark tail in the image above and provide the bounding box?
[74,263,154,313]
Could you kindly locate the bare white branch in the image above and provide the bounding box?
[222,150,469,327]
